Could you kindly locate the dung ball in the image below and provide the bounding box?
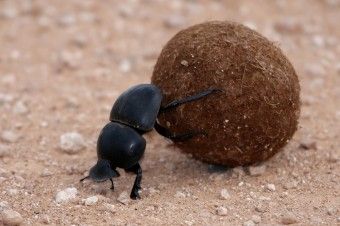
[152,21,300,166]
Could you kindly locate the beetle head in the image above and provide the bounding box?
[81,159,118,182]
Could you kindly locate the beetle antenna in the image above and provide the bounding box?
[80,176,90,182]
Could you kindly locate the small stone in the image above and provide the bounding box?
[174,191,186,198]
[71,35,88,48]
[251,215,261,223]
[299,139,317,150]
[305,64,325,77]
[326,207,336,215]
[102,203,116,213]
[83,196,98,206]
[274,19,304,34]
[255,203,268,213]
[248,165,266,176]
[0,93,14,104]
[283,181,298,190]
[220,189,230,200]
[266,183,276,191]
[40,168,53,177]
[0,201,9,211]
[40,214,50,224]
[311,35,325,47]
[117,191,130,205]
[163,15,186,28]
[13,101,29,115]
[7,188,18,196]
[0,145,10,158]
[231,166,245,178]
[57,50,82,70]
[0,8,18,20]
[1,209,23,226]
[58,14,76,26]
[59,132,86,154]
[118,59,132,73]
[55,187,78,204]
[216,206,228,216]
[243,220,255,226]
[180,60,189,67]
[281,213,298,224]
[1,131,19,143]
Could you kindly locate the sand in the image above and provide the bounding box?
[0,0,339,225]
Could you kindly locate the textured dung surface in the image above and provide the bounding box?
[1,1,339,225]
[152,21,300,166]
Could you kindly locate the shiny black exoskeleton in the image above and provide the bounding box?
[81,84,219,199]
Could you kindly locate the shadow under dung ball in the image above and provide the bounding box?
[152,21,300,166]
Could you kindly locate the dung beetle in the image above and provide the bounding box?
[81,84,220,199]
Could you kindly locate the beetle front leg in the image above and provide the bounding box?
[154,121,206,142]
[125,163,142,199]
[159,88,221,113]
[109,178,114,190]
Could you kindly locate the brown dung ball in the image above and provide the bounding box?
[152,21,300,166]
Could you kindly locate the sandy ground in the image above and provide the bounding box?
[0,0,339,225]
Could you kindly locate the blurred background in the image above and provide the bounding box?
[0,0,339,225]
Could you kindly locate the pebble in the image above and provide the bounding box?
[40,214,51,224]
[243,220,255,226]
[163,14,186,28]
[251,215,261,223]
[0,201,9,211]
[299,139,317,150]
[7,188,18,196]
[118,59,132,73]
[59,132,86,154]
[58,14,76,27]
[0,144,10,158]
[248,165,266,176]
[220,189,230,200]
[55,187,78,204]
[1,131,19,143]
[326,207,336,215]
[0,93,14,104]
[102,203,116,213]
[117,191,130,205]
[305,64,325,77]
[1,209,23,226]
[281,213,298,224]
[283,181,298,190]
[266,184,276,191]
[0,8,18,20]
[273,19,304,34]
[57,50,82,70]
[174,191,186,198]
[83,196,98,206]
[13,101,28,115]
[216,206,228,216]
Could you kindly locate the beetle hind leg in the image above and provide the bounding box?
[125,163,142,199]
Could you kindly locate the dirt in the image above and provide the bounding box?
[0,0,339,225]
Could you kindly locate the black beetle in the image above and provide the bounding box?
[81,84,219,199]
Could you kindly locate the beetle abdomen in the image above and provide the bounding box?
[110,84,162,132]
[97,122,146,169]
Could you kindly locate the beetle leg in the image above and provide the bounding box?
[159,88,222,113]
[154,121,206,142]
[125,163,142,199]
[109,178,114,190]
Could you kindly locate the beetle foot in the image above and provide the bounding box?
[130,190,141,199]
